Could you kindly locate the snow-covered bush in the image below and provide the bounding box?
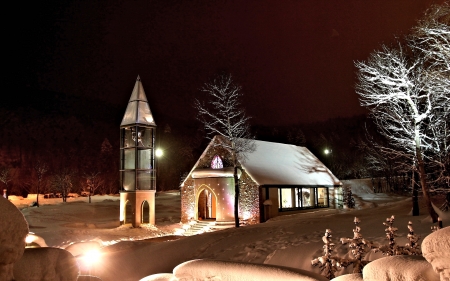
[421,226,450,281]
[362,255,439,281]
[339,217,372,273]
[0,197,29,281]
[173,259,327,281]
[312,229,346,279]
[13,247,79,281]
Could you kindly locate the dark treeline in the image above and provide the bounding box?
[1,88,425,198]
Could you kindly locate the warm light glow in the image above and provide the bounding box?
[324,149,331,155]
[82,249,101,266]
[155,148,163,157]
[25,233,35,244]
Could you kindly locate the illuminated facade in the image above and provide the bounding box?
[181,136,342,225]
[119,76,156,227]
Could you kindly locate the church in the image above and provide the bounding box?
[180,135,343,225]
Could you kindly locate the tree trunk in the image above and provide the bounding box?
[36,184,40,207]
[412,169,419,216]
[234,165,240,228]
[416,147,438,222]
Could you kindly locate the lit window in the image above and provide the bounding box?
[211,155,223,169]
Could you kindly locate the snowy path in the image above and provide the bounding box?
[13,183,448,281]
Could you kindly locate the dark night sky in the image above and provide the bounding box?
[6,0,446,127]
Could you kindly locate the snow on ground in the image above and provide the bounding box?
[9,180,449,281]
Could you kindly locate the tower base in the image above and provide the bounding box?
[120,190,156,227]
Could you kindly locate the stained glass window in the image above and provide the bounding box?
[211,155,223,169]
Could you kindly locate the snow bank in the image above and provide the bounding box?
[65,241,103,257]
[13,247,79,281]
[0,196,28,280]
[331,273,363,281]
[77,275,103,281]
[26,232,48,247]
[171,259,328,281]
[139,273,175,281]
[362,255,439,281]
[421,226,450,281]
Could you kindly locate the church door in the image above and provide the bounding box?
[198,189,216,220]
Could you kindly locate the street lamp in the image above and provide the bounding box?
[324,148,331,155]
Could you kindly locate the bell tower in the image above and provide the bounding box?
[119,76,156,227]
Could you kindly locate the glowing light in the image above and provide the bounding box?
[324,149,331,155]
[155,148,163,157]
[82,249,101,266]
[25,233,34,244]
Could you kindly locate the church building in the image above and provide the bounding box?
[180,136,342,225]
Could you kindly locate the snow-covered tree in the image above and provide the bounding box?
[372,215,418,256]
[195,74,255,227]
[340,217,372,273]
[51,169,73,202]
[409,3,450,190]
[343,187,355,209]
[355,3,450,222]
[372,215,398,256]
[404,221,421,255]
[311,229,345,279]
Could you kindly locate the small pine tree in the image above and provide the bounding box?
[372,215,401,256]
[343,187,355,209]
[340,217,372,273]
[404,221,421,255]
[311,229,345,279]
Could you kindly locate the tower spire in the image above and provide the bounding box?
[120,75,156,126]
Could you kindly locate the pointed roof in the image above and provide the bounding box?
[181,136,341,187]
[120,76,156,127]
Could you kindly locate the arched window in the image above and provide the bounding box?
[211,155,223,169]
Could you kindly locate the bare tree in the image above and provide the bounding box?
[410,3,450,190]
[33,159,48,207]
[355,3,449,222]
[0,166,12,199]
[195,74,255,227]
[84,172,104,203]
[51,169,73,202]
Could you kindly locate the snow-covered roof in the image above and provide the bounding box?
[182,137,341,186]
[241,139,341,186]
[121,76,156,127]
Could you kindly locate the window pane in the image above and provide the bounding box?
[317,187,328,207]
[123,127,135,148]
[124,149,135,169]
[280,188,294,208]
[138,149,152,169]
[122,171,135,191]
[137,171,155,190]
[301,188,314,207]
[139,128,153,148]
